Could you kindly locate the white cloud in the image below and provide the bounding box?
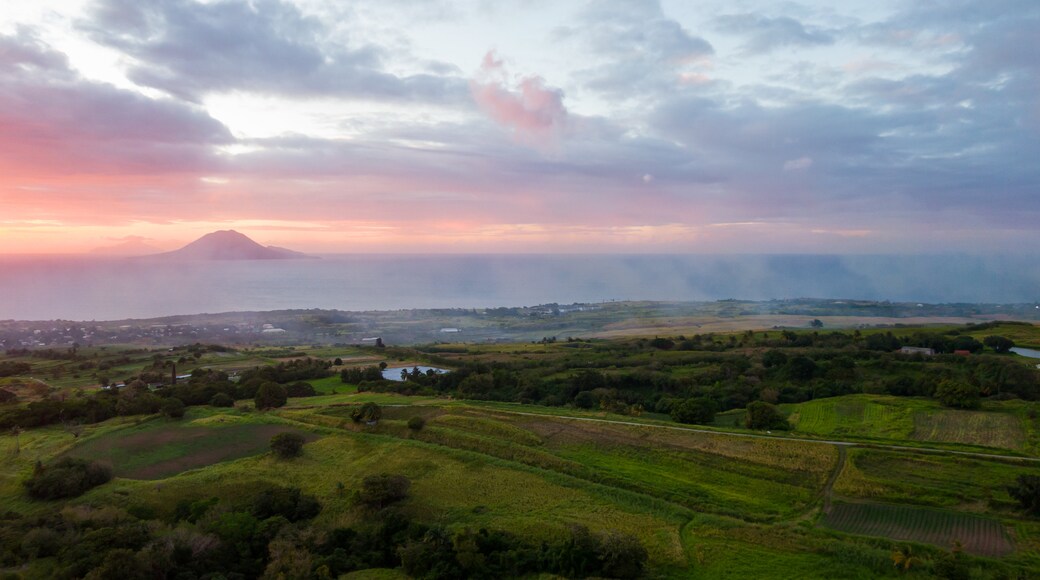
[783,156,813,171]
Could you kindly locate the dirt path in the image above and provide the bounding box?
[821,445,846,514]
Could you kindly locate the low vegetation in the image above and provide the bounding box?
[0,319,1039,577]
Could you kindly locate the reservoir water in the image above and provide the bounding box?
[1,253,1038,320]
[382,366,449,381]
[1011,347,1040,359]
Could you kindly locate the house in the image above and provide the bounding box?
[899,346,935,356]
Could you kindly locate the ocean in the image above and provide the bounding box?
[1,254,1037,321]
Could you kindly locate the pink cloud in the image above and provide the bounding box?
[470,51,567,147]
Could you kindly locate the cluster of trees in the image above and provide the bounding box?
[3,474,648,580]
[0,358,334,431]
[23,457,112,500]
[0,361,30,378]
[340,365,386,383]
[239,357,332,384]
[339,336,1039,421]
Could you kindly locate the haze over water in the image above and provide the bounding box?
[2,254,1038,321]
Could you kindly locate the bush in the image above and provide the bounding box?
[351,402,382,424]
[671,397,716,425]
[407,416,426,432]
[253,486,321,521]
[270,432,306,459]
[254,382,288,410]
[160,397,186,419]
[935,379,980,409]
[25,457,112,500]
[285,381,317,398]
[210,392,234,407]
[984,335,1015,354]
[358,474,410,509]
[745,401,789,430]
[1009,474,1040,515]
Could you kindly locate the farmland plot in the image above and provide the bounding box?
[823,502,1014,557]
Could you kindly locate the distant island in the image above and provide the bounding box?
[142,230,315,260]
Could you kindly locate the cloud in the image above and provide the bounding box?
[470,51,568,147]
[81,0,467,103]
[0,28,69,71]
[0,30,232,178]
[783,157,813,171]
[558,0,714,98]
[714,14,834,54]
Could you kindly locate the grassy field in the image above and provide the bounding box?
[64,412,317,479]
[752,395,1039,454]
[4,398,1039,577]
[823,501,1014,557]
[833,448,1034,510]
[965,322,1040,350]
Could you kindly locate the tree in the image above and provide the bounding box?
[358,474,410,509]
[351,402,382,424]
[745,401,789,430]
[271,432,306,459]
[810,319,824,328]
[762,350,788,368]
[984,335,1015,354]
[24,457,112,500]
[784,356,817,381]
[210,392,234,407]
[890,545,918,572]
[671,397,716,425]
[160,397,186,419]
[597,531,648,579]
[333,357,343,366]
[254,382,288,410]
[935,379,981,409]
[951,335,984,353]
[1009,474,1040,515]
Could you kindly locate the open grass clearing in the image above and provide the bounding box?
[822,501,1013,557]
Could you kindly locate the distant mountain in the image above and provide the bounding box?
[143,230,314,260]
[90,237,163,256]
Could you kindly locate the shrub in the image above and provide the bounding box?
[210,392,234,407]
[1009,474,1040,515]
[984,335,1015,354]
[407,416,426,432]
[25,457,112,500]
[254,382,288,410]
[160,397,186,419]
[671,397,716,425]
[358,474,410,509]
[745,401,789,430]
[935,379,980,409]
[253,486,321,521]
[270,432,306,459]
[285,381,317,398]
[351,402,382,424]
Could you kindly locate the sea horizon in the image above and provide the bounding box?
[2,253,1038,321]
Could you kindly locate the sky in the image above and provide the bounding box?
[0,0,1037,254]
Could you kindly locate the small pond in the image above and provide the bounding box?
[382,366,450,381]
[1010,347,1040,359]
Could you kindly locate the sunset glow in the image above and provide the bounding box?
[1,0,1037,254]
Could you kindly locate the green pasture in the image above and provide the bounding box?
[774,395,1035,454]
